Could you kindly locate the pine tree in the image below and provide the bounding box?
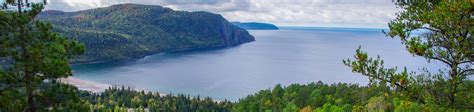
[344,0,473,109]
[0,0,86,111]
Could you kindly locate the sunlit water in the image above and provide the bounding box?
[72,27,444,101]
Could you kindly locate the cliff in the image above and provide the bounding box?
[38,4,255,63]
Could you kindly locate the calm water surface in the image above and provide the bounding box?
[72,27,443,101]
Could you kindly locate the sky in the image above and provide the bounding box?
[11,0,400,28]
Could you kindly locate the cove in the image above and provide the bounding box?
[72,27,443,101]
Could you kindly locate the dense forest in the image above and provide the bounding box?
[236,81,474,111]
[78,81,473,111]
[37,4,255,64]
[79,86,233,111]
[0,0,472,111]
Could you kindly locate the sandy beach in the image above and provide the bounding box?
[60,77,167,96]
[60,77,110,93]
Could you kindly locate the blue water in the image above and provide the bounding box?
[72,27,444,101]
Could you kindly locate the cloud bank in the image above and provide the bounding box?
[37,0,399,28]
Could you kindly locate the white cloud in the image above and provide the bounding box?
[38,0,399,28]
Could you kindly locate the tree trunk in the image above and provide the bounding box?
[17,1,36,110]
[26,75,36,112]
[448,62,459,107]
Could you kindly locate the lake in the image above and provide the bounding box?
[72,27,443,101]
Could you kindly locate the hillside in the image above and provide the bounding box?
[232,22,279,30]
[37,4,255,63]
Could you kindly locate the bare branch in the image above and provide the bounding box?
[459,60,473,64]
[460,69,474,77]
[420,27,442,33]
[427,55,453,67]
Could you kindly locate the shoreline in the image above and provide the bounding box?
[70,42,253,66]
[60,77,110,93]
[60,77,168,96]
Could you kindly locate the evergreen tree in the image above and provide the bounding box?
[0,0,86,111]
[343,0,473,109]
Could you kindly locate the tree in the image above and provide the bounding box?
[0,0,85,111]
[271,84,284,111]
[344,0,473,109]
[282,102,299,112]
[299,106,313,112]
[314,103,343,112]
[366,96,392,111]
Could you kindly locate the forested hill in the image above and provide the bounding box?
[232,22,279,30]
[37,4,255,63]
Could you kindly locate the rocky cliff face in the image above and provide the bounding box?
[38,4,255,63]
[217,18,256,46]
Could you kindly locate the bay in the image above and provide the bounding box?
[72,27,443,101]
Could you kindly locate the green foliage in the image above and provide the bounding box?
[237,81,474,111]
[366,96,392,111]
[344,0,473,110]
[392,98,422,112]
[282,102,298,112]
[0,1,86,111]
[299,106,313,112]
[1,0,470,111]
[80,86,233,112]
[37,4,255,63]
[314,103,344,112]
[234,81,385,112]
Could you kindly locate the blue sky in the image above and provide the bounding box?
[11,0,400,28]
